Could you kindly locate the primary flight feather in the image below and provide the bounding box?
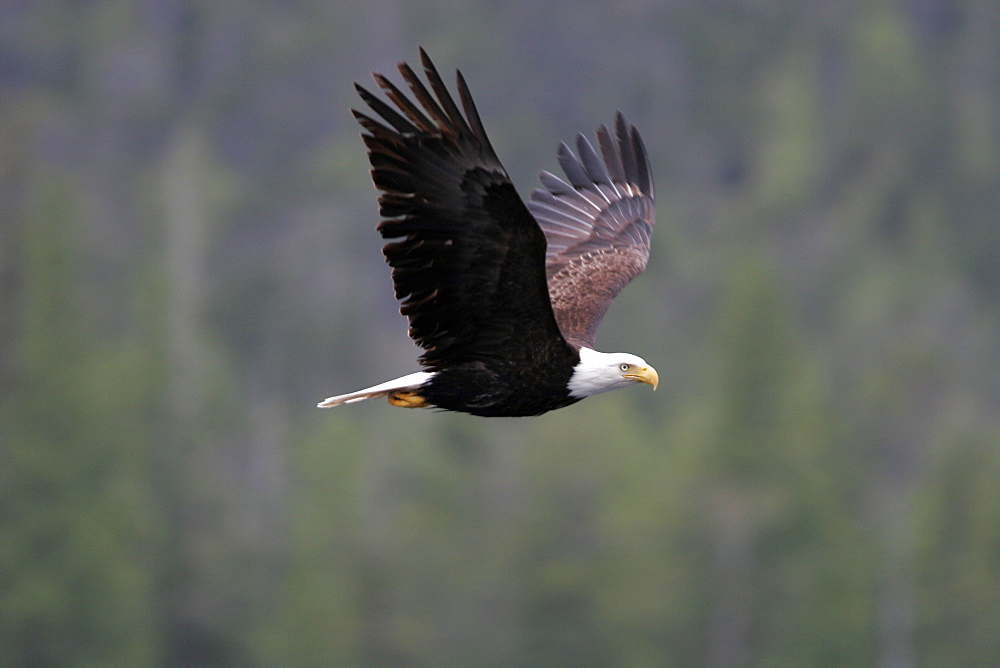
[318,49,657,417]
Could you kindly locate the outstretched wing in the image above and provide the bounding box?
[354,49,571,370]
[527,113,655,349]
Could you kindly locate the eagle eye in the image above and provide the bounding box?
[619,363,630,372]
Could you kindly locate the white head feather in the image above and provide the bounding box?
[567,347,657,399]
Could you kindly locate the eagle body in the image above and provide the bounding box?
[318,50,658,417]
[420,351,580,417]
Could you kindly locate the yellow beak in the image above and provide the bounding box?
[624,365,659,391]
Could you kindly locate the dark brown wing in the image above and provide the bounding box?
[354,49,570,370]
[527,113,655,349]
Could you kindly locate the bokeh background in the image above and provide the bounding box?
[3,0,1000,664]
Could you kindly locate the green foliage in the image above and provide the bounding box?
[915,429,1000,664]
[1,174,157,665]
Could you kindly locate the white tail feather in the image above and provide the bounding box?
[317,371,434,408]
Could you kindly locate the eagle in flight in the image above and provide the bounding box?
[318,49,658,417]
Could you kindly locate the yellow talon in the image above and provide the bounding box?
[387,391,429,408]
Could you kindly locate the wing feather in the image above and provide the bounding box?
[355,49,571,369]
[528,113,655,349]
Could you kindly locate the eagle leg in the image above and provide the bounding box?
[387,391,430,408]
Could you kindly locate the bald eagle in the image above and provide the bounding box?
[318,49,658,417]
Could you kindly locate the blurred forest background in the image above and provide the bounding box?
[3,0,1000,665]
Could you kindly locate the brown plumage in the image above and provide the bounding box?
[529,116,655,348]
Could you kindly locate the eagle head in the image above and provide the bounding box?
[567,347,659,399]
